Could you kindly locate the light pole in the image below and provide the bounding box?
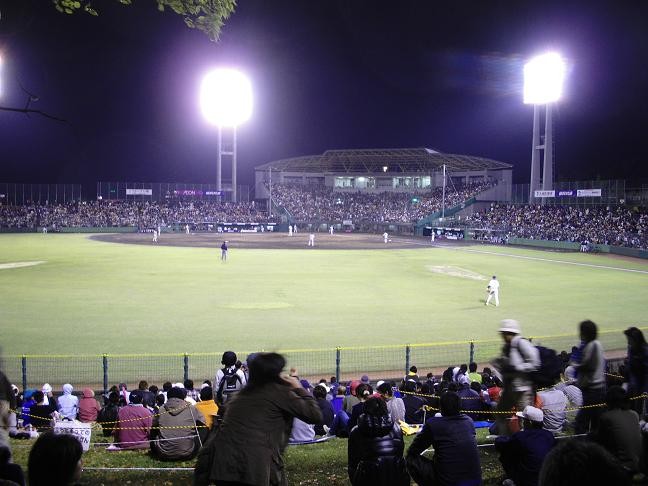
[200,68,253,203]
[523,52,565,204]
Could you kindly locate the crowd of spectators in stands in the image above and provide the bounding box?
[270,181,494,223]
[3,322,648,485]
[466,204,648,250]
[0,200,269,230]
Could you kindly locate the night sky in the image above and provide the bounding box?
[1,1,647,191]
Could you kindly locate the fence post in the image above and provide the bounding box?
[21,355,27,392]
[335,348,341,384]
[102,355,109,396]
[184,354,189,382]
[405,345,411,377]
[469,341,475,364]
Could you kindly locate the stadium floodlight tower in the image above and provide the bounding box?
[200,68,253,203]
[524,52,565,204]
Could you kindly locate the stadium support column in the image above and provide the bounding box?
[529,104,541,203]
[542,103,554,194]
[217,127,222,198]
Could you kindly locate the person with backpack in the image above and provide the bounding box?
[492,319,540,436]
[214,351,247,405]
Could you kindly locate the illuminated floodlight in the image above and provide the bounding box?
[200,68,253,127]
[523,52,565,104]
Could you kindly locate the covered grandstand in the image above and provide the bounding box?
[254,147,512,196]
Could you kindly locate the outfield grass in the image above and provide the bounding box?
[1,233,647,357]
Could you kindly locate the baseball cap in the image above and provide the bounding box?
[499,319,521,334]
[173,382,185,389]
[516,405,543,423]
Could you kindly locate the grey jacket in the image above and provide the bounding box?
[504,335,541,392]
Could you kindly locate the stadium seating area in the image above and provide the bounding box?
[270,181,493,223]
[0,200,270,229]
[466,204,648,250]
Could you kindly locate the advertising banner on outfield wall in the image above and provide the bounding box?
[558,190,575,196]
[125,188,153,195]
[534,190,556,198]
[577,189,602,197]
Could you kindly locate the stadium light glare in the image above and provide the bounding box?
[523,52,565,105]
[382,166,388,173]
[200,68,253,127]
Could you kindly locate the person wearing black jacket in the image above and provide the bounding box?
[347,397,410,486]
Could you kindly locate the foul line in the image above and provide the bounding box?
[449,245,648,275]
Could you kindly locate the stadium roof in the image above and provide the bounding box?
[255,148,512,174]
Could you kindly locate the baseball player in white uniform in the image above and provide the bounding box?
[485,275,500,306]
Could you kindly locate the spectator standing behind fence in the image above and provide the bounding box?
[57,384,79,421]
[194,352,322,486]
[571,320,606,434]
[622,326,648,415]
[347,396,410,486]
[492,319,540,436]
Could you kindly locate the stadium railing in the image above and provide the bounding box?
[2,327,635,393]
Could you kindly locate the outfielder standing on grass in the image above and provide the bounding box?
[221,241,228,261]
[486,275,500,306]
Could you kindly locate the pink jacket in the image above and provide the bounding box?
[78,388,101,422]
[114,404,153,449]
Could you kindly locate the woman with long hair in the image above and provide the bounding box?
[194,352,322,486]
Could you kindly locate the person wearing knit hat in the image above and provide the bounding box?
[492,319,540,436]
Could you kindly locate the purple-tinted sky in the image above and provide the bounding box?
[1,1,647,190]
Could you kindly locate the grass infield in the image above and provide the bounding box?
[1,232,646,357]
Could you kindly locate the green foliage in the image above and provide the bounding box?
[51,0,237,40]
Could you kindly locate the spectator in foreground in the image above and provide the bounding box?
[57,384,79,421]
[0,369,17,454]
[28,431,83,486]
[347,397,410,486]
[151,386,205,461]
[406,391,482,486]
[623,326,648,414]
[495,406,556,486]
[0,445,24,486]
[539,439,631,486]
[594,386,643,475]
[194,352,322,486]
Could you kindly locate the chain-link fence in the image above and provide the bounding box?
[2,327,637,394]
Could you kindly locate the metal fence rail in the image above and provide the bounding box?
[2,327,636,393]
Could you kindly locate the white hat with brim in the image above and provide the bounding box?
[499,319,521,334]
[516,405,543,422]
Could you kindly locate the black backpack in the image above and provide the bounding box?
[531,345,563,388]
[216,367,243,404]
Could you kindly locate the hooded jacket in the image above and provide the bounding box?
[78,388,101,422]
[57,384,79,420]
[152,397,205,460]
[348,414,409,486]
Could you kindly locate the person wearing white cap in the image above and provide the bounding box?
[485,275,500,306]
[495,405,556,486]
[41,383,55,407]
[492,319,540,436]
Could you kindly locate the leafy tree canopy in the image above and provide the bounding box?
[52,0,237,41]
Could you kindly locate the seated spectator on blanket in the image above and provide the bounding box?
[495,406,556,486]
[78,388,101,423]
[401,380,424,424]
[57,384,79,421]
[348,397,410,486]
[378,381,405,424]
[113,391,152,449]
[195,386,218,430]
[97,391,121,437]
[28,431,83,486]
[344,381,361,414]
[29,391,57,432]
[348,384,374,433]
[313,385,334,436]
[406,391,482,486]
[151,386,205,461]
